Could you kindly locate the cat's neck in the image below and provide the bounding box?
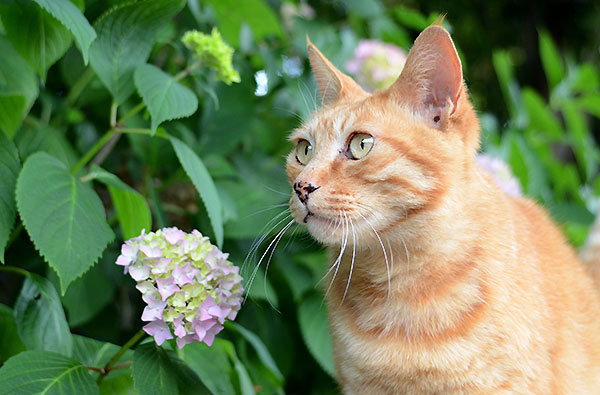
[325,173,510,339]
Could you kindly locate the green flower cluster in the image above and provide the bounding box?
[182,28,241,85]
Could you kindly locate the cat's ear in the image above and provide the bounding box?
[386,24,463,128]
[307,36,366,106]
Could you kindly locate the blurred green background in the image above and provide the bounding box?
[1,0,599,393]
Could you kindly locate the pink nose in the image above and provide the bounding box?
[293,181,320,204]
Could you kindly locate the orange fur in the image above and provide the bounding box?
[286,25,600,393]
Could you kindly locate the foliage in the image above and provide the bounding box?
[0,0,598,394]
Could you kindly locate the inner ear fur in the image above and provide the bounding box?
[306,37,367,106]
[385,24,464,128]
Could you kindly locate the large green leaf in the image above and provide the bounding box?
[86,165,152,240]
[170,136,224,247]
[33,0,96,65]
[16,152,114,293]
[0,350,98,395]
[0,36,39,138]
[134,64,198,133]
[14,118,79,168]
[132,343,207,395]
[0,0,72,80]
[298,293,335,377]
[522,88,563,139]
[0,132,19,263]
[13,274,73,357]
[0,304,25,365]
[179,339,236,395]
[205,0,283,47]
[89,0,185,104]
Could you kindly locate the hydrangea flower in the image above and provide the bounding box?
[182,28,241,85]
[116,228,244,348]
[345,39,407,92]
[476,154,523,197]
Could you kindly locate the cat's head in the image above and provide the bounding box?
[286,24,480,246]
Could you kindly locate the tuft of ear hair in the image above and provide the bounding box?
[385,21,463,129]
[306,36,367,106]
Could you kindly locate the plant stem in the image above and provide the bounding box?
[97,329,146,385]
[0,265,31,277]
[110,102,118,128]
[71,129,117,175]
[116,102,146,126]
[173,61,203,82]
[66,67,95,106]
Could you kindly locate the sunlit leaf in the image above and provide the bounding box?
[134,64,198,133]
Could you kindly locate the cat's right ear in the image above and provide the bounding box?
[307,36,366,106]
[385,24,464,129]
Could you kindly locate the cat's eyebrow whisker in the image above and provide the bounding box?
[357,212,391,299]
[342,212,357,303]
[244,219,295,308]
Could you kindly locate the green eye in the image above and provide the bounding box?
[296,139,314,165]
[348,133,374,160]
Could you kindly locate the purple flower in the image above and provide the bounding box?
[143,320,173,346]
[345,39,407,92]
[116,227,244,348]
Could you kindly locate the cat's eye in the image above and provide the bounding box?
[295,139,314,165]
[348,133,374,160]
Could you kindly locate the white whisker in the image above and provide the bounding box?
[342,212,357,302]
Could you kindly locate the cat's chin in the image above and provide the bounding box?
[295,211,342,246]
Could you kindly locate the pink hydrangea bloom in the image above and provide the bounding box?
[117,228,244,348]
[476,154,523,197]
[345,39,407,92]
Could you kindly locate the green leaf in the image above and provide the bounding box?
[227,322,284,385]
[0,36,39,138]
[178,340,236,395]
[13,274,73,356]
[108,186,152,240]
[72,335,138,394]
[170,136,224,248]
[538,29,564,91]
[0,132,20,263]
[132,343,207,395]
[134,64,198,133]
[222,341,255,395]
[13,119,79,168]
[33,0,96,64]
[62,261,115,327]
[89,0,185,104]
[492,50,526,128]
[0,0,73,80]
[0,350,98,395]
[298,292,335,377]
[393,5,429,30]
[0,304,25,365]
[576,94,600,118]
[86,164,152,240]
[205,0,283,47]
[16,152,114,293]
[521,87,563,139]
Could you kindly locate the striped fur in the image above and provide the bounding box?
[286,25,600,394]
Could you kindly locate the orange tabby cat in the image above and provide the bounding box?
[286,23,600,393]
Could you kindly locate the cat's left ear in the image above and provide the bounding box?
[307,36,367,106]
[385,24,464,129]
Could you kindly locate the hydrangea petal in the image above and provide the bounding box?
[143,320,173,346]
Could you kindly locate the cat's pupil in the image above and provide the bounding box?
[360,140,365,150]
[305,146,309,155]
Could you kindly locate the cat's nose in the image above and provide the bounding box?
[293,181,320,205]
